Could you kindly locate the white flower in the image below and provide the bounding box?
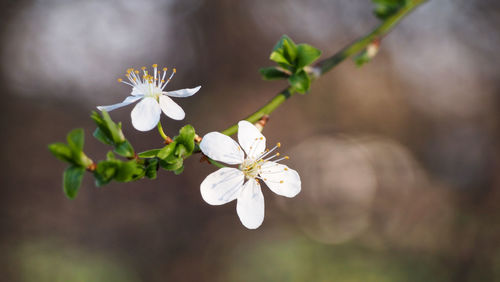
[97,65,201,131]
[199,121,301,229]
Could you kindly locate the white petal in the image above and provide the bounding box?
[238,120,266,159]
[159,95,185,120]
[200,132,244,165]
[96,95,142,112]
[200,168,244,205]
[237,179,265,229]
[130,97,161,131]
[260,162,301,198]
[164,86,201,98]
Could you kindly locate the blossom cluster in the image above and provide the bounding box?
[98,65,301,229]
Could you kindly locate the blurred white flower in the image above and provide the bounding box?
[97,65,201,131]
[200,121,301,229]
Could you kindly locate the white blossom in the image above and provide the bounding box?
[199,121,301,229]
[97,65,200,131]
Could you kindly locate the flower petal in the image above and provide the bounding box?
[260,162,301,198]
[159,95,185,120]
[130,97,161,131]
[237,179,265,229]
[164,86,201,98]
[238,120,266,159]
[200,132,244,165]
[97,95,143,112]
[200,168,244,205]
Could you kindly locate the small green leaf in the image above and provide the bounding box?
[114,141,135,158]
[175,143,188,158]
[67,128,84,152]
[259,67,289,80]
[270,51,292,66]
[157,142,177,159]
[114,160,144,182]
[354,51,372,67]
[93,128,113,145]
[145,158,159,179]
[48,143,73,163]
[63,165,85,199]
[288,70,311,94]
[138,149,161,158]
[159,158,183,171]
[94,160,118,186]
[173,166,184,175]
[296,44,322,69]
[175,125,196,153]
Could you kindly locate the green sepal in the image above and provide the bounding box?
[138,149,161,158]
[259,67,289,80]
[296,44,322,69]
[48,142,73,163]
[288,70,311,94]
[63,165,85,199]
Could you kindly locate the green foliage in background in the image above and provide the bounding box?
[372,0,408,20]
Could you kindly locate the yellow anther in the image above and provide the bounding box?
[284,168,288,171]
[259,137,263,140]
[117,78,123,82]
[134,70,139,74]
[163,67,168,71]
[280,180,284,184]
[141,66,146,70]
[277,142,281,147]
[284,156,290,159]
[173,68,177,73]
[152,64,158,68]
[161,80,165,83]
[276,153,280,156]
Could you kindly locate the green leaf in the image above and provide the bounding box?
[270,51,292,66]
[288,70,311,94]
[114,141,135,158]
[91,111,125,144]
[157,142,177,159]
[63,165,85,199]
[138,149,161,158]
[173,166,184,175]
[67,128,84,152]
[296,44,322,69]
[48,143,73,163]
[114,160,145,182]
[175,125,196,153]
[259,67,289,80]
[269,35,297,66]
[93,128,113,145]
[145,158,159,179]
[175,144,188,158]
[354,51,372,67]
[372,0,407,20]
[159,158,183,171]
[94,160,118,187]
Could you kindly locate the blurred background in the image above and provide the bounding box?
[1,0,499,281]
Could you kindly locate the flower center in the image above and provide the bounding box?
[118,64,176,98]
[240,158,264,179]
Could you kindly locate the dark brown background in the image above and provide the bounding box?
[1,0,500,281]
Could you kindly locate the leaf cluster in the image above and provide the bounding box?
[259,35,322,94]
[49,111,198,199]
[48,129,92,199]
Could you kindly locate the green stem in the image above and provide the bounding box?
[207,158,226,168]
[220,0,428,136]
[157,121,169,142]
